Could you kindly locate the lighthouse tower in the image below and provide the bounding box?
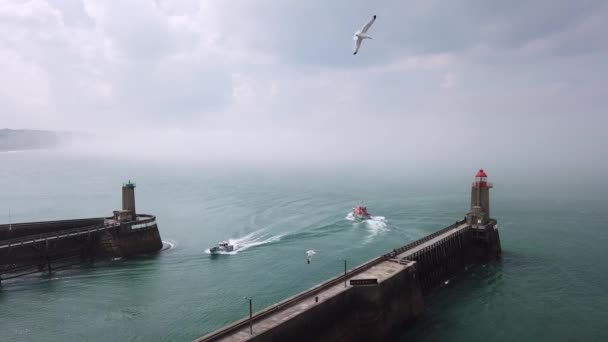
[121,180,136,217]
[467,169,493,225]
[112,181,137,222]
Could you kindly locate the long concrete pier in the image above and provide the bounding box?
[195,169,501,342]
[0,182,163,285]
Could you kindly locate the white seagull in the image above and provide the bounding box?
[306,250,316,264]
[353,15,377,55]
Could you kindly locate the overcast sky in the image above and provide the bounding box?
[1,0,606,170]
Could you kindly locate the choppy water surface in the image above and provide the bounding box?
[0,151,606,341]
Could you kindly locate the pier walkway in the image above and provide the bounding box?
[394,222,469,260]
[0,220,120,251]
[195,220,469,342]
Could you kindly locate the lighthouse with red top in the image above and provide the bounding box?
[466,169,501,258]
[467,169,493,225]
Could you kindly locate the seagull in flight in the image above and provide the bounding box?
[353,15,377,55]
[306,250,316,264]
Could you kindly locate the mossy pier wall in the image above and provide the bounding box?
[0,181,162,284]
[0,215,162,283]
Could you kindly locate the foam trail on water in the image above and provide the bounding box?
[161,240,176,251]
[205,230,285,255]
[345,212,387,227]
[367,216,387,229]
[345,211,389,243]
[364,215,388,242]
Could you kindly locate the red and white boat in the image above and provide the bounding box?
[352,205,371,221]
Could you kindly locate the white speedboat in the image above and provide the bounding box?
[209,241,234,254]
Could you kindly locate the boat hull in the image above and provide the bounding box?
[353,214,371,222]
[209,245,235,254]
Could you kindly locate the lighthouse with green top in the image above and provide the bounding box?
[122,180,136,218]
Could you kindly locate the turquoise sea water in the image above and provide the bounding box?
[0,151,607,341]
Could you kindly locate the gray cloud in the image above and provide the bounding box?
[0,0,606,172]
[91,0,178,61]
[107,59,232,121]
[48,0,93,28]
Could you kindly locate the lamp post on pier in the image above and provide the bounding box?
[244,297,253,335]
[342,259,347,288]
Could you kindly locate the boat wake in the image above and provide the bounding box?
[364,215,388,242]
[345,212,387,226]
[161,240,177,251]
[345,212,356,221]
[204,230,285,255]
[367,215,387,228]
[345,212,389,242]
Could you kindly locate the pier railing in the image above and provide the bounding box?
[0,221,120,250]
[127,215,157,231]
[386,219,467,257]
[0,215,157,249]
[0,218,105,232]
[196,218,467,341]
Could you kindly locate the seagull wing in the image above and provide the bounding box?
[353,38,362,55]
[361,15,377,33]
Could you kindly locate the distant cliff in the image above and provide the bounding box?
[0,129,70,152]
